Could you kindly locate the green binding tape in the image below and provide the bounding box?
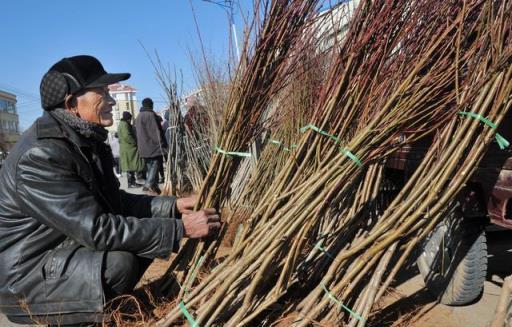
[459,112,510,149]
[299,124,362,166]
[270,139,297,152]
[314,242,334,259]
[320,283,366,323]
[340,148,362,167]
[215,146,252,157]
[179,301,199,327]
[299,124,340,143]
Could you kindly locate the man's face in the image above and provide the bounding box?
[75,87,116,127]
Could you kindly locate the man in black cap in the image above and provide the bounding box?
[135,97,166,194]
[0,55,220,325]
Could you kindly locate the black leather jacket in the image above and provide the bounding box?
[0,112,183,320]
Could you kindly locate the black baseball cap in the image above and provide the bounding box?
[49,55,130,93]
[40,55,130,110]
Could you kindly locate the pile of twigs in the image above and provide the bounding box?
[144,51,192,196]
[153,0,512,326]
[296,3,512,324]
[162,0,322,304]
[183,63,230,192]
[164,85,191,196]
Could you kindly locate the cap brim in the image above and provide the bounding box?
[87,73,131,88]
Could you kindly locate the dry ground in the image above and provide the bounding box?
[369,229,509,327]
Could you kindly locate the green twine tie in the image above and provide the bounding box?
[320,283,366,323]
[215,146,252,157]
[270,139,297,152]
[299,124,362,166]
[179,301,199,327]
[299,124,341,143]
[314,242,334,259]
[340,148,362,167]
[459,111,509,149]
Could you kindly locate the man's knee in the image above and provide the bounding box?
[102,251,143,298]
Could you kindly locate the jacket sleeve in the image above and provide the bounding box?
[15,145,183,258]
[119,190,181,219]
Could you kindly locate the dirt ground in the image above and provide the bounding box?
[369,229,510,327]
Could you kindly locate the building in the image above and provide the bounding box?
[107,83,138,132]
[0,90,20,151]
[314,0,360,52]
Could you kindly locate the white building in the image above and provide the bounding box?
[314,0,360,52]
[0,90,20,150]
[108,83,137,132]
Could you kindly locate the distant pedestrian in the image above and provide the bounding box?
[135,98,166,194]
[107,132,121,177]
[118,111,145,188]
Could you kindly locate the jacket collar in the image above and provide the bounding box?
[36,111,92,148]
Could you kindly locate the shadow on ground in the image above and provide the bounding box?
[368,229,512,327]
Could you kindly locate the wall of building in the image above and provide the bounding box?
[314,0,360,52]
[0,90,20,150]
[108,85,138,133]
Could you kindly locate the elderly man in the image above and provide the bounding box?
[0,55,220,326]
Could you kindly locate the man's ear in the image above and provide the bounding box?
[64,94,78,111]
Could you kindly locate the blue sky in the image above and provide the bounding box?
[1,0,251,129]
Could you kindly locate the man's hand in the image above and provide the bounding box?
[176,194,198,214]
[182,208,221,238]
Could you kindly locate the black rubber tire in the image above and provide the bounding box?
[417,205,487,305]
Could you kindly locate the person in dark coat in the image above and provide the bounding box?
[118,111,144,188]
[135,98,166,194]
[0,55,220,326]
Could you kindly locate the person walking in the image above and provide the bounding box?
[118,111,144,188]
[135,98,166,195]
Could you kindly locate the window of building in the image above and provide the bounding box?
[0,99,7,112]
[0,99,17,114]
[7,102,16,114]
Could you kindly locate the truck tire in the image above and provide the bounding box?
[416,205,487,305]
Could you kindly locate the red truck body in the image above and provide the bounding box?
[386,115,512,229]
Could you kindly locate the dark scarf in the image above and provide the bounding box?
[49,108,109,142]
[50,108,122,213]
